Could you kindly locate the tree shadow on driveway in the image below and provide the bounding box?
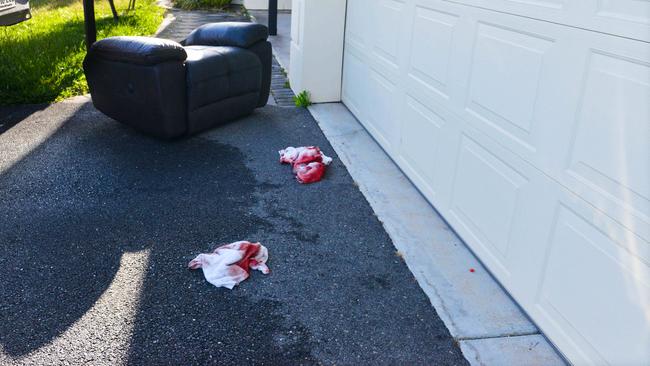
[0,104,48,135]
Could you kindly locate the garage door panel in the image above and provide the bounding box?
[408,5,459,100]
[345,0,371,51]
[443,4,580,168]
[442,0,650,42]
[373,0,406,70]
[366,70,401,152]
[465,21,555,156]
[595,0,650,27]
[450,5,650,221]
[444,0,566,13]
[536,202,650,365]
[439,124,565,297]
[443,0,568,23]
[341,50,370,125]
[563,47,650,240]
[447,133,529,279]
[345,33,402,87]
[398,95,447,201]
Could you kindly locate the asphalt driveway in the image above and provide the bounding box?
[0,100,468,365]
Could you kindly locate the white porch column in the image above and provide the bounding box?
[289,0,346,103]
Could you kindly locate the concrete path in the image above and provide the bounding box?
[0,100,468,365]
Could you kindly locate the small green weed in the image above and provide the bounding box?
[293,90,312,108]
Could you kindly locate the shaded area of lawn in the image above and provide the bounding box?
[0,0,164,105]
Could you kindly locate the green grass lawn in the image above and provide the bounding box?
[173,0,231,10]
[0,0,164,105]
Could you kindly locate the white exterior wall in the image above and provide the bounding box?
[288,0,346,103]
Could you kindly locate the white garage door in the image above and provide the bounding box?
[342,1,650,364]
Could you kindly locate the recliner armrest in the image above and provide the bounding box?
[89,36,187,66]
[184,22,268,48]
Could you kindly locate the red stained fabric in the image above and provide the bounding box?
[293,146,326,165]
[188,241,270,289]
[294,162,326,184]
[279,146,332,184]
[232,241,262,273]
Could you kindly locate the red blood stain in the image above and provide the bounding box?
[294,162,326,184]
[279,146,331,184]
[293,146,326,165]
[469,268,475,273]
[233,242,262,272]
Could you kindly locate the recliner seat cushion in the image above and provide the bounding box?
[184,45,262,134]
[184,45,261,111]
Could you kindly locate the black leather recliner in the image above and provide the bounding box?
[83,22,272,139]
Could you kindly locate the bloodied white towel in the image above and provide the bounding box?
[279,146,332,166]
[188,241,270,289]
[279,146,333,184]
